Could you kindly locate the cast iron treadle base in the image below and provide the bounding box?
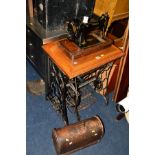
[66,86,97,112]
[48,61,114,125]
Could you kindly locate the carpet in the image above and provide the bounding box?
[26,60,129,155]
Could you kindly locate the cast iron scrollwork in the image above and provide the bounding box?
[94,62,113,104]
[48,63,69,124]
[48,60,114,124]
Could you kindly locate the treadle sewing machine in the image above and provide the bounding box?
[27,0,124,154]
[60,12,113,63]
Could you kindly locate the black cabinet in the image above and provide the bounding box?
[33,0,95,30]
[26,26,48,81]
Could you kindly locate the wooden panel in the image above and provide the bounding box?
[114,47,129,102]
[94,0,118,29]
[107,37,124,93]
[103,33,124,94]
[42,40,124,79]
[108,59,120,93]
[112,0,129,22]
[94,0,117,17]
[114,0,129,15]
[27,0,34,18]
[94,0,129,27]
[113,24,129,102]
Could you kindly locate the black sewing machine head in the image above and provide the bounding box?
[66,13,110,48]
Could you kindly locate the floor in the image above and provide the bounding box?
[26,61,129,155]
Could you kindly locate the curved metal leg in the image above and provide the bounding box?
[48,63,69,125]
